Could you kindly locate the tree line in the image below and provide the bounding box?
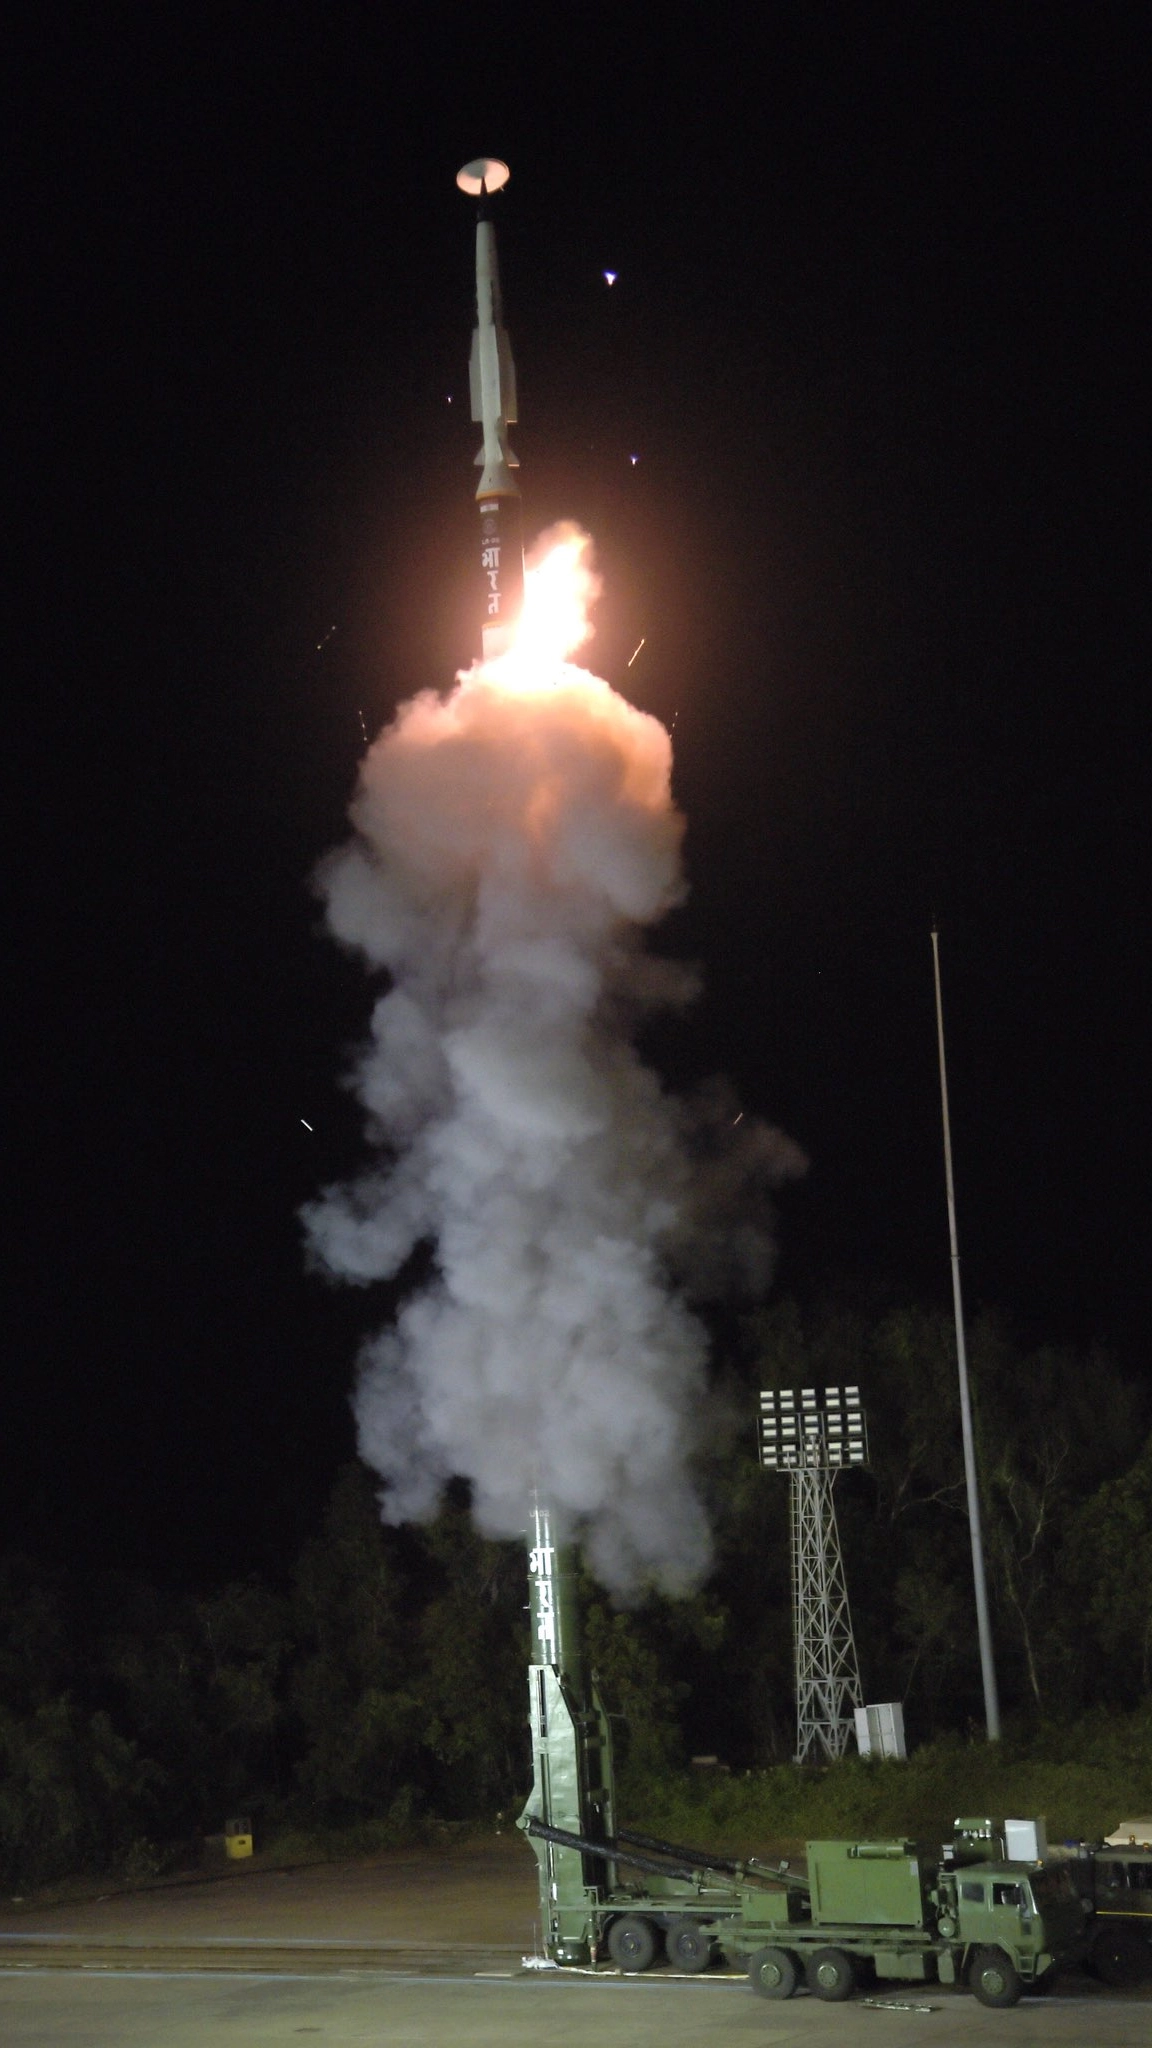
[2,1299,1149,1888]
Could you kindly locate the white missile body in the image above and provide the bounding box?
[457,157,524,660]
[462,164,518,497]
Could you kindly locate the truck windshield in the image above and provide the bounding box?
[1099,1861,1152,1892]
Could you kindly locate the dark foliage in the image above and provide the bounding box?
[1,1302,1149,1887]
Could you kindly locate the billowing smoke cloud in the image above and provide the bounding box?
[304,532,804,1595]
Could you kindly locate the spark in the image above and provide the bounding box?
[292,623,338,681]
[732,1112,743,1127]
[358,708,369,744]
[603,270,617,286]
[627,637,646,668]
[300,1119,314,1132]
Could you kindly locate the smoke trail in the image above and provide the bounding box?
[304,530,803,1596]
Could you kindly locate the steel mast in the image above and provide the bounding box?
[931,925,1001,1741]
[760,1386,866,1763]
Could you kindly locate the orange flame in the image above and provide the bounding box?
[489,522,602,685]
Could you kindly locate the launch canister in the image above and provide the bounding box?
[456,157,524,661]
[527,1501,585,1686]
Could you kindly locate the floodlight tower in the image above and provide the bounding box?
[759,1386,867,1764]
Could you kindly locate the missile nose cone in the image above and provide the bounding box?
[457,157,510,196]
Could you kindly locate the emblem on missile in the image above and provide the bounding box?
[456,157,525,660]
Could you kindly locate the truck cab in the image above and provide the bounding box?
[1068,1846,1152,1985]
[945,1860,1084,1984]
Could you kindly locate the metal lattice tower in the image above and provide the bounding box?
[759,1386,867,1764]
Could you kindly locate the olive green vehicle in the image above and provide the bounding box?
[517,1518,1086,2006]
[730,1831,1086,2006]
[522,1814,1086,2006]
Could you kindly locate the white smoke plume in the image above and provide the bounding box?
[304,528,804,1596]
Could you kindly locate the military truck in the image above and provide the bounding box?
[522,1812,1085,2005]
[729,1828,1085,2005]
[518,1517,1086,2005]
[1063,1831,1152,1986]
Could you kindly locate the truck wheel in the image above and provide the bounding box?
[747,1946,798,1999]
[607,1915,660,1972]
[1092,1927,1152,1988]
[969,1945,1023,2008]
[807,1947,856,2001]
[666,1920,712,1972]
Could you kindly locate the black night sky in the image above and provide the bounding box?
[9,7,1150,1585]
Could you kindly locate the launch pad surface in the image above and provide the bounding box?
[0,1832,537,1956]
[1,1838,1150,2046]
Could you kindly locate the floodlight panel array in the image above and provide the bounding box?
[759,1384,868,1470]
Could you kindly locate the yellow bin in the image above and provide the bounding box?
[224,1816,254,1860]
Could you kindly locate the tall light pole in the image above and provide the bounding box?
[759,1385,866,1763]
[931,925,1001,1741]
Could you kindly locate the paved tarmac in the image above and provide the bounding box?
[1,1838,1148,2047]
[0,1834,539,1949]
[2,1970,1151,2048]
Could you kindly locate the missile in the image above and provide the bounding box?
[456,157,524,661]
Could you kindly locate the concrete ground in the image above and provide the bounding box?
[3,1970,1152,2048]
[0,1833,539,1948]
[1,1838,1149,2048]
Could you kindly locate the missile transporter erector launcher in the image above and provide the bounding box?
[518,1507,618,1964]
[517,1508,751,1968]
[515,1521,1087,2001]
